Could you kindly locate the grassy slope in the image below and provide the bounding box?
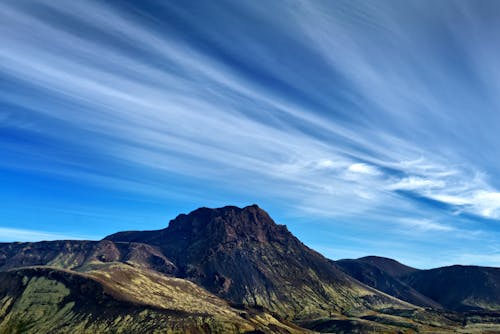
[2,264,476,334]
[0,265,308,334]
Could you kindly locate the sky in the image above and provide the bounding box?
[1,0,500,268]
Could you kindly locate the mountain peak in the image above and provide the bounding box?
[166,204,289,244]
[170,204,264,223]
[104,204,291,250]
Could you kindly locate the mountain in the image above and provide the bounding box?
[1,204,499,333]
[105,205,410,319]
[404,265,500,311]
[336,256,500,312]
[336,256,441,309]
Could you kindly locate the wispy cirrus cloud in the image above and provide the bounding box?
[397,218,454,232]
[0,227,91,242]
[1,0,500,266]
[1,0,498,220]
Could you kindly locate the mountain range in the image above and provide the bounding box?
[1,205,499,333]
[336,256,500,312]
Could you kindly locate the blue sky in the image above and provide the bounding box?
[1,0,500,268]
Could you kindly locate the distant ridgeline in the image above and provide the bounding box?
[1,205,499,333]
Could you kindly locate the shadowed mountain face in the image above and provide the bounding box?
[0,240,176,274]
[336,256,500,312]
[105,205,408,319]
[405,265,500,311]
[336,257,442,309]
[347,256,418,278]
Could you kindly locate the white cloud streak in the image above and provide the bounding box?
[1,0,500,226]
[0,227,91,242]
[397,218,454,232]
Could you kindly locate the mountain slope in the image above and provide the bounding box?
[346,256,418,278]
[0,265,307,334]
[105,205,412,319]
[0,240,176,274]
[336,256,500,312]
[403,265,500,311]
[336,257,441,309]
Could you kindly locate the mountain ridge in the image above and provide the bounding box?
[336,256,500,312]
[1,204,499,333]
